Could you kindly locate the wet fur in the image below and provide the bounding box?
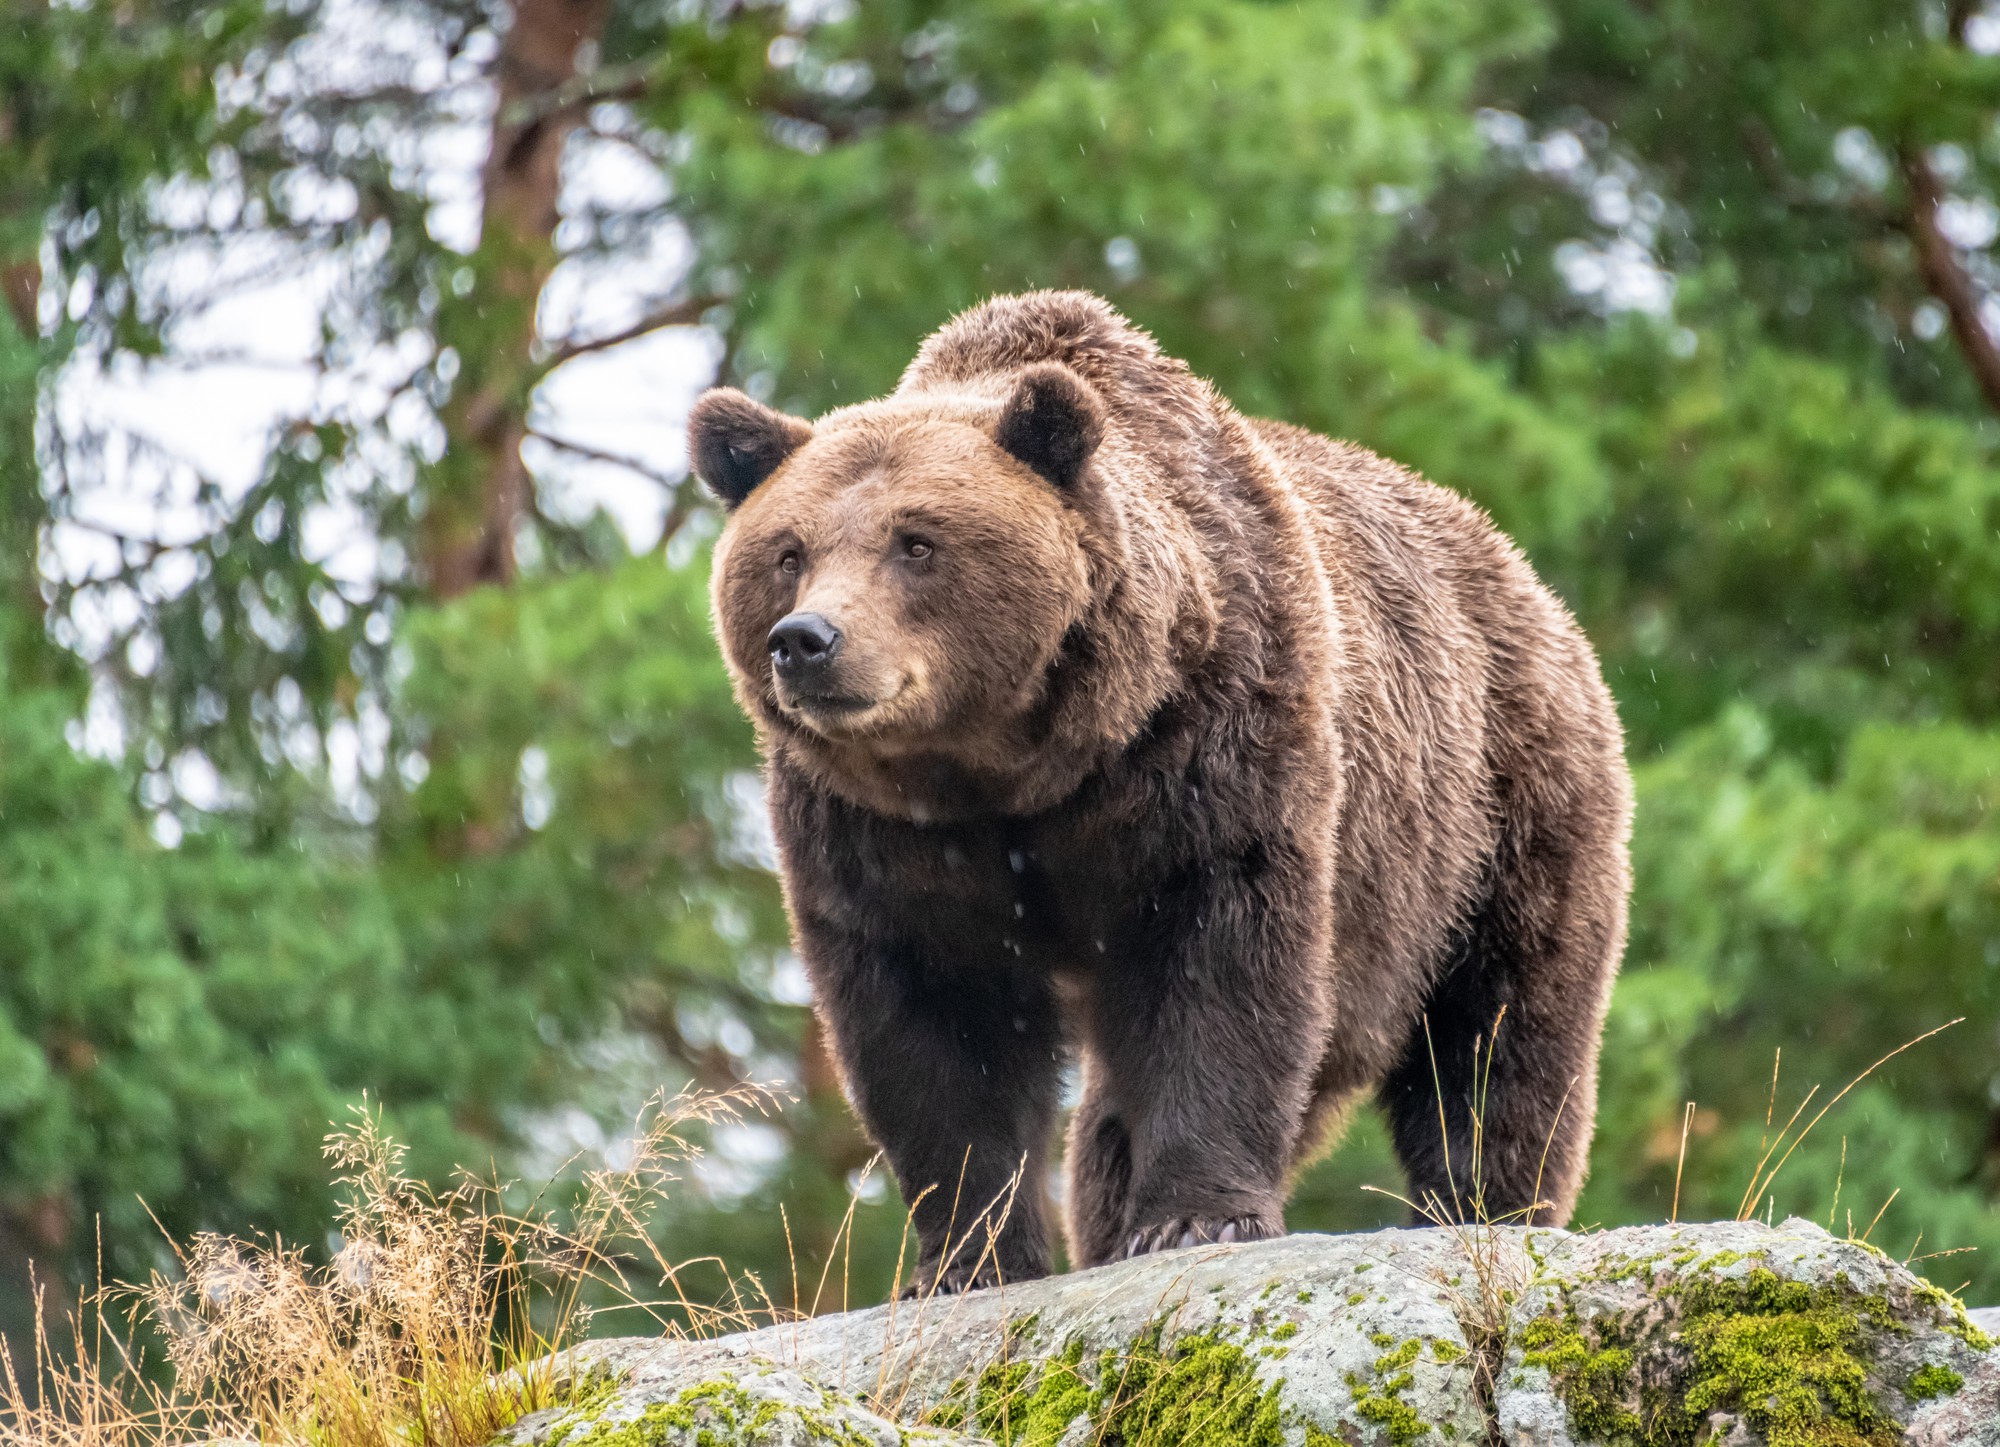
[693,292,1632,1292]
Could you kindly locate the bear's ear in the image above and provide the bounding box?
[994,362,1105,490]
[688,388,814,509]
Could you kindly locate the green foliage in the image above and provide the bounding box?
[0,679,475,1294]
[1577,712,2000,1280]
[1534,313,2000,754]
[386,554,783,1063]
[659,0,1548,410]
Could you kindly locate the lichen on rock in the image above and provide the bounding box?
[506,1365,968,1447]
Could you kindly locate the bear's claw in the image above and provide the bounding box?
[1122,1214,1277,1259]
[898,1257,1008,1299]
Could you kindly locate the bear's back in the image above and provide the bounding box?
[1247,417,1625,1084]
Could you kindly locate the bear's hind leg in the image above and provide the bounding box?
[1379,811,1629,1228]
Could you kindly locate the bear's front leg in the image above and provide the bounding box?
[1068,833,1333,1265]
[795,908,1064,1295]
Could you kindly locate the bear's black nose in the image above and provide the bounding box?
[768,612,843,683]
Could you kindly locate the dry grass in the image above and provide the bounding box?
[1732,1019,1960,1226]
[1356,1009,1543,1419]
[0,1084,780,1447]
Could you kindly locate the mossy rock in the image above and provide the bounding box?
[1493,1218,2000,1446]
[500,1227,1998,1447]
[519,1231,1497,1445]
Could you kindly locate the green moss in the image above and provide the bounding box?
[1373,1339,1422,1373]
[1528,1267,1910,1447]
[1677,1270,1897,1447]
[1430,1341,1466,1366]
[976,1340,1093,1447]
[1341,1337,1434,1446]
[1912,1280,1996,1351]
[1345,1292,1368,1307]
[1344,1366,1425,1447]
[1596,1252,1652,1284]
[1296,1289,1314,1303]
[1269,1322,1298,1341]
[971,1326,1284,1447]
[538,1373,929,1447]
[1906,1364,1963,1401]
[1351,1389,1425,1446]
[542,1380,788,1447]
[920,1398,967,1429]
[1099,1327,1287,1447]
[1518,1310,1644,1440]
[540,1368,624,1447]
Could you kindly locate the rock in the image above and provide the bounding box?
[522,1230,1499,1446]
[505,1224,1999,1447]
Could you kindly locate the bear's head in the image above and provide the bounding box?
[694,362,1158,819]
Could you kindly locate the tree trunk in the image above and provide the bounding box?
[425,0,611,598]
[0,256,50,651]
[1902,147,2000,418]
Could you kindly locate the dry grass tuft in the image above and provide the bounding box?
[1732,1020,1960,1226]
[0,1084,780,1447]
[1359,1009,1540,1418]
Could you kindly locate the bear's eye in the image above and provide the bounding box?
[778,549,801,576]
[902,537,934,560]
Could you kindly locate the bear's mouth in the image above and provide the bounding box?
[784,691,876,715]
[777,675,913,735]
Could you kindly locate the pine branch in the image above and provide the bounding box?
[499,57,658,129]
[526,427,682,490]
[540,293,720,370]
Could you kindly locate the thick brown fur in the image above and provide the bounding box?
[692,292,1632,1294]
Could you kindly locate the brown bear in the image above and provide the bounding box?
[690,291,1631,1294]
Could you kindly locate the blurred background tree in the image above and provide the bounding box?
[7,0,2000,1349]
